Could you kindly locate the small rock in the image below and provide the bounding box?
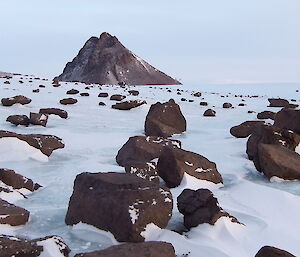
[255,246,296,257]
[6,115,30,126]
[29,112,48,127]
[39,108,68,119]
[60,98,78,105]
[1,95,32,106]
[98,93,109,97]
[112,100,146,110]
[66,89,79,95]
[110,94,126,101]
[203,109,216,117]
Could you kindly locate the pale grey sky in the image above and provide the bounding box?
[0,0,299,83]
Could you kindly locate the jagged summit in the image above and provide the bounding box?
[55,32,181,85]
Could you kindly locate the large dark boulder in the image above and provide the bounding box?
[257,111,276,120]
[112,100,146,110]
[274,108,300,134]
[116,136,181,167]
[203,109,216,117]
[268,98,290,107]
[0,168,41,192]
[177,189,239,229]
[110,94,126,101]
[60,98,78,105]
[125,161,159,184]
[0,199,30,226]
[157,147,222,188]
[258,144,300,180]
[255,246,296,257]
[223,102,232,108]
[144,99,186,138]
[29,112,48,127]
[98,92,109,97]
[1,95,32,106]
[65,172,173,242]
[0,130,64,156]
[39,108,68,119]
[55,32,181,85]
[74,242,176,257]
[230,121,265,138]
[6,115,30,126]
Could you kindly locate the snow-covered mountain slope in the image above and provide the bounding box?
[0,74,299,256]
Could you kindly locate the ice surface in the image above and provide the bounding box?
[0,75,299,256]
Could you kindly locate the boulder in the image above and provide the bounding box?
[1,95,31,106]
[193,92,202,97]
[116,136,181,167]
[258,144,300,180]
[144,99,186,138]
[230,121,265,138]
[29,112,48,127]
[60,98,78,105]
[112,100,146,110]
[257,111,276,120]
[110,94,126,101]
[6,115,30,126]
[80,92,90,96]
[200,102,208,106]
[0,199,30,226]
[98,92,109,97]
[0,168,41,192]
[74,242,175,257]
[157,147,222,188]
[274,108,300,134]
[177,189,239,229]
[66,89,79,95]
[65,172,173,242]
[125,161,159,184]
[39,108,68,119]
[0,130,64,156]
[223,103,232,108]
[268,98,290,107]
[203,109,216,117]
[99,102,106,106]
[32,89,40,93]
[255,246,295,257]
[128,90,139,96]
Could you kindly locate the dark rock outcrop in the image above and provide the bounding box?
[274,108,300,134]
[157,147,223,188]
[6,115,30,126]
[1,95,31,106]
[65,172,173,242]
[29,112,48,127]
[39,108,68,119]
[56,32,181,85]
[0,199,30,226]
[200,102,208,106]
[110,94,126,101]
[268,98,290,107]
[116,136,181,167]
[177,189,239,229]
[0,130,64,156]
[145,99,186,138]
[74,242,176,257]
[60,98,78,105]
[112,100,146,110]
[98,92,109,97]
[230,121,265,138]
[257,111,276,120]
[255,246,296,257]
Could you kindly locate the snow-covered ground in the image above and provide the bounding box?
[0,74,299,256]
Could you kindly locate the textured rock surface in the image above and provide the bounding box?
[0,199,30,226]
[6,115,30,126]
[230,121,265,138]
[1,95,31,106]
[274,108,300,134]
[39,108,68,119]
[255,246,296,257]
[56,32,180,85]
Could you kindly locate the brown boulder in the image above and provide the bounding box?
[203,109,216,117]
[99,102,106,106]
[268,98,290,107]
[157,147,223,188]
[110,94,126,101]
[32,89,40,93]
[112,100,146,110]
[0,199,30,226]
[0,130,64,156]
[39,108,68,119]
[80,92,90,96]
[66,89,79,95]
[29,112,48,127]
[274,108,300,134]
[200,102,208,106]
[257,111,276,120]
[6,115,30,126]
[1,95,32,106]
[144,99,186,138]
[193,92,202,97]
[255,246,295,257]
[230,121,265,138]
[60,98,78,105]
[116,136,181,167]
[98,92,109,97]
[128,90,139,96]
[125,161,159,184]
[74,242,175,257]
[65,172,173,242]
[223,103,232,108]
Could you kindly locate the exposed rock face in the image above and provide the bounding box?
[74,242,176,257]
[274,108,300,134]
[145,99,186,138]
[110,94,126,101]
[29,112,48,127]
[0,199,30,226]
[157,147,223,188]
[6,115,30,126]
[223,102,232,108]
[246,125,300,171]
[255,246,296,257]
[60,98,78,105]
[230,121,265,138]
[39,108,68,119]
[0,168,41,192]
[1,95,32,106]
[0,130,65,156]
[125,161,159,184]
[258,144,300,180]
[203,109,216,117]
[177,189,239,229]
[257,111,276,120]
[116,136,181,167]
[112,100,146,110]
[65,172,173,242]
[56,32,181,85]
